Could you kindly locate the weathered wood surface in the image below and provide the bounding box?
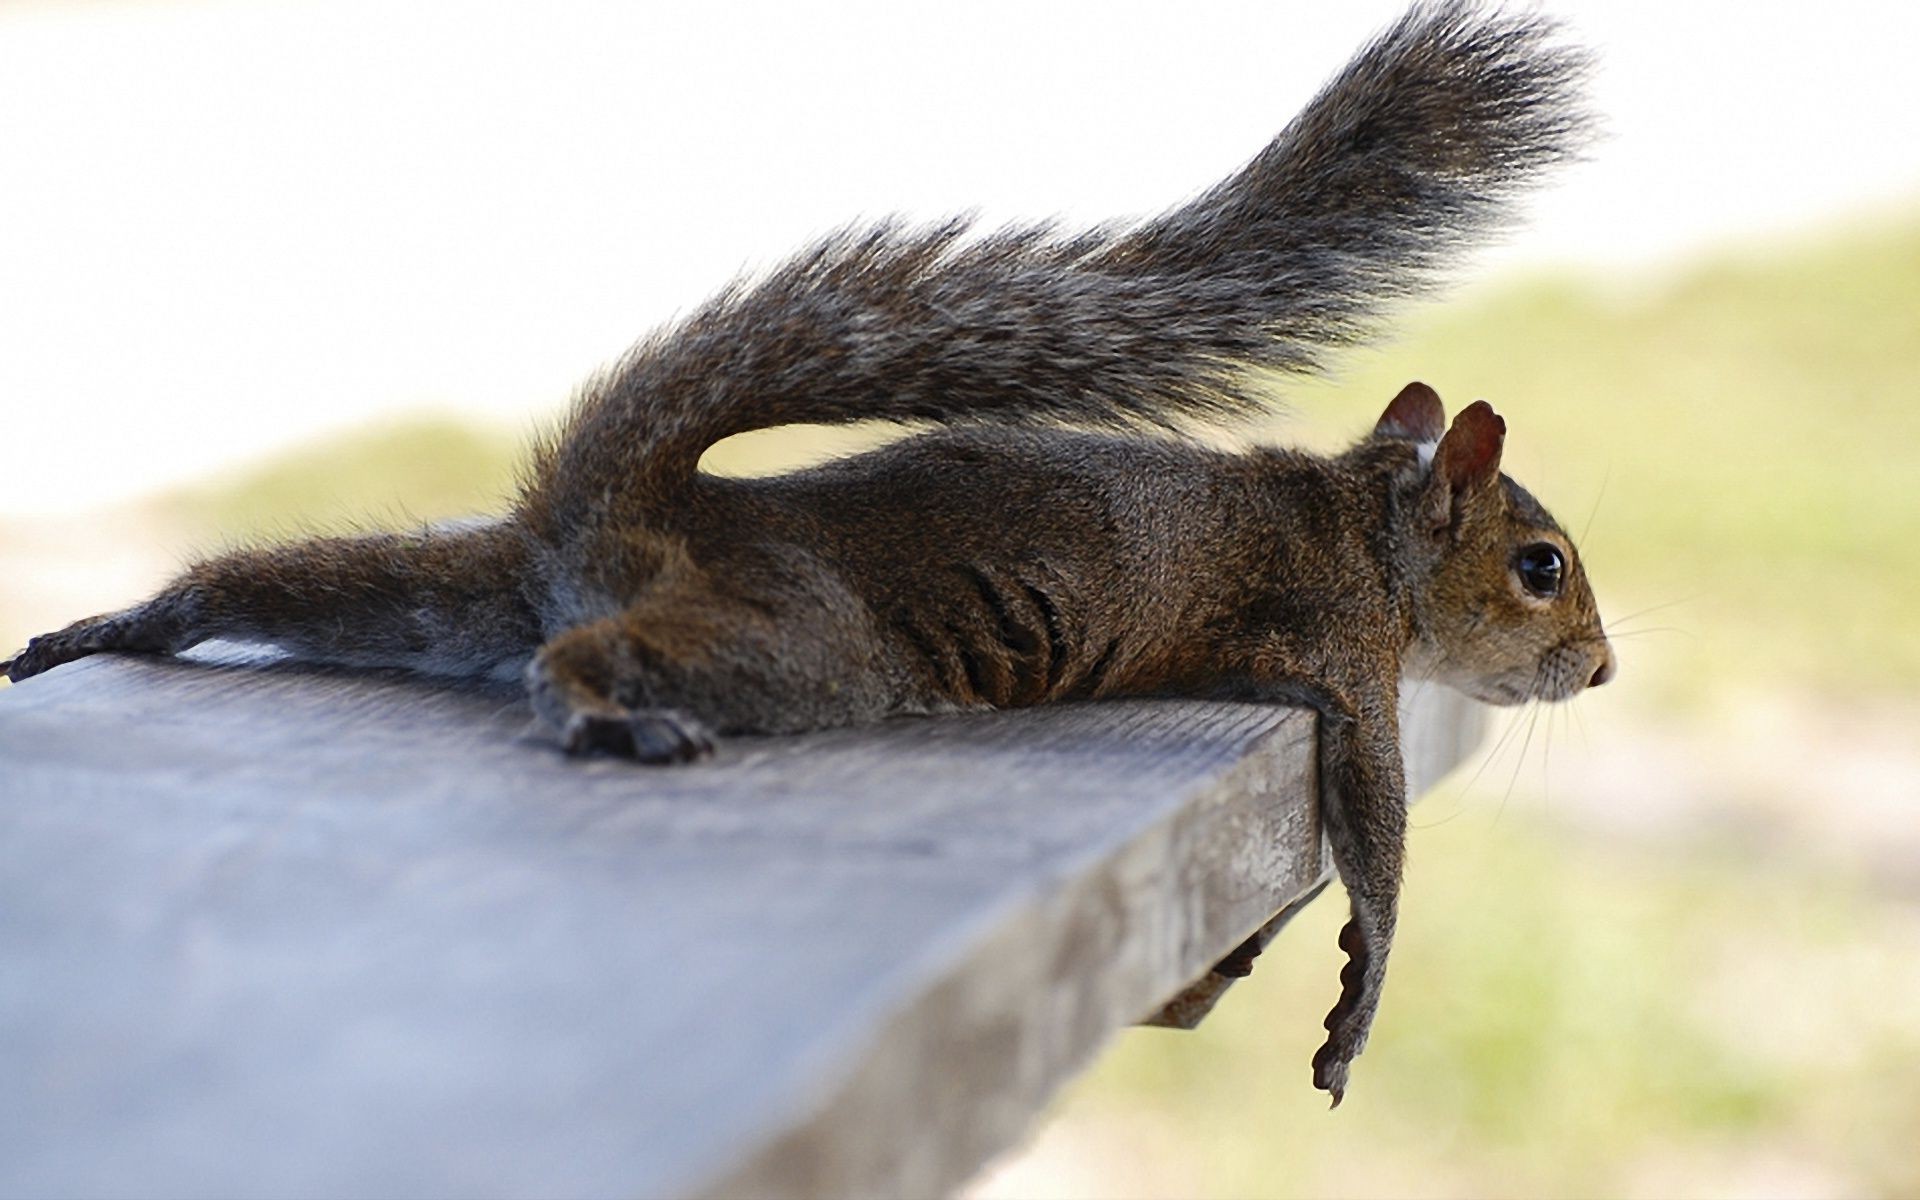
[0,645,1482,1200]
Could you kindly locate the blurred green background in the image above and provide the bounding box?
[3,211,1917,1200]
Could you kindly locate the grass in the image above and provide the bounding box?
[157,416,523,542]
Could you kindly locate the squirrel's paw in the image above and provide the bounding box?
[4,618,120,682]
[1309,917,1374,1109]
[562,707,717,764]
[1311,1034,1357,1109]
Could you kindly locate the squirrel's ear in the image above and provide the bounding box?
[1435,401,1505,492]
[1374,381,1446,443]
[1422,401,1506,533]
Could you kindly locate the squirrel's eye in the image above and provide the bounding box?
[1514,543,1564,599]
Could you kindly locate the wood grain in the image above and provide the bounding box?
[0,645,1481,1200]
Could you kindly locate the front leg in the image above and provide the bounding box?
[1228,634,1408,1101]
[1307,691,1406,1106]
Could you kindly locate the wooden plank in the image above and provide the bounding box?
[0,646,1481,1200]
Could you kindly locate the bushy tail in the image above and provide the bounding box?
[526,0,1589,526]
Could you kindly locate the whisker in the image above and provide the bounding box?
[1541,704,1552,805]
[1497,700,1543,824]
[1604,594,1702,630]
[1484,662,1551,823]
[1460,701,1534,796]
[1603,626,1690,642]
[1578,462,1611,545]
[1412,801,1471,830]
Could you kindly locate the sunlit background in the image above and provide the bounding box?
[4,1,1919,1197]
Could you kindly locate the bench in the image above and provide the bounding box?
[0,646,1481,1199]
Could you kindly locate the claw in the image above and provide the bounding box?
[1313,1047,1351,1106]
[562,708,717,764]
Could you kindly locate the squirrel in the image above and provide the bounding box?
[3,1,1608,1103]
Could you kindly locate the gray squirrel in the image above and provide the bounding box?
[4,1,1610,1101]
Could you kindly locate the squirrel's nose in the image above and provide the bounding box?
[1588,647,1616,689]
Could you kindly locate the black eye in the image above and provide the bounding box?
[1514,543,1564,599]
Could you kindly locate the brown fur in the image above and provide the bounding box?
[4,3,1610,1100]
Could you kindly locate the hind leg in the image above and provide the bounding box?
[4,523,540,683]
[526,616,720,763]
[525,573,894,763]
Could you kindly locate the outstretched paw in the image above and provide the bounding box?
[562,707,718,764]
[4,602,183,684]
[6,622,110,682]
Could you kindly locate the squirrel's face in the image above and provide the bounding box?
[1372,383,1615,707]
[1419,474,1612,705]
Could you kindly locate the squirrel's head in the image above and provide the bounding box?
[1371,382,1614,706]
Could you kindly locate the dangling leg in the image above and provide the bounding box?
[1308,694,1408,1106]
[4,521,541,683]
